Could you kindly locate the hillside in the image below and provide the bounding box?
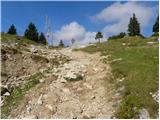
[1,33,159,119]
[1,33,119,119]
[77,35,159,118]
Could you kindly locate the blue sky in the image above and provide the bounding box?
[1,1,159,45]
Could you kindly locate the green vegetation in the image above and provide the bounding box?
[95,31,103,43]
[31,55,49,63]
[74,45,98,54]
[77,36,158,118]
[7,24,17,35]
[128,13,140,36]
[24,22,47,45]
[108,32,126,40]
[1,33,38,45]
[39,32,47,45]
[48,46,63,50]
[50,56,70,66]
[24,22,39,42]
[152,16,159,34]
[59,40,65,47]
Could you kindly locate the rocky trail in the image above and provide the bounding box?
[2,45,120,119]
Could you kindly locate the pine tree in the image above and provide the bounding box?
[59,40,64,47]
[24,22,39,42]
[38,32,47,45]
[95,32,103,43]
[153,16,159,33]
[128,13,140,36]
[71,38,75,45]
[7,24,17,35]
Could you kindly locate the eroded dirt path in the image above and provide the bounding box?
[10,48,118,119]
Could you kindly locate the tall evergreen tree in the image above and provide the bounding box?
[153,16,159,33]
[38,32,47,45]
[128,13,140,36]
[24,22,39,42]
[59,40,64,47]
[7,24,17,35]
[71,38,75,45]
[95,32,103,43]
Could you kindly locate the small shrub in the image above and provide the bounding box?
[108,32,126,40]
[31,55,49,63]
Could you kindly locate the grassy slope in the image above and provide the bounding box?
[1,33,38,45]
[1,33,64,50]
[1,33,40,118]
[78,36,159,118]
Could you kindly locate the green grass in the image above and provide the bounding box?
[1,33,39,45]
[77,36,159,118]
[74,45,98,54]
[31,55,49,63]
[50,56,70,66]
[48,46,64,50]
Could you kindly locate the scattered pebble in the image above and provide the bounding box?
[37,94,43,105]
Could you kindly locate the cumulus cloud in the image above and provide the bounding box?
[92,2,156,35]
[53,21,104,45]
[76,32,96,45]
[53,21,86,41]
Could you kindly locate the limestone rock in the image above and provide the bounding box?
[45,104,57,112]
[65,72,77,79]
[60,77,67,83]
[31,47,38,54]
[3,92,10,96]
[152,91,159,103]
[39,79,44,83]
[139,108,150,119]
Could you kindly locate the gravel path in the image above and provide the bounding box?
[10,48,119,119]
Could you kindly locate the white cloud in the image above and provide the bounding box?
[53,21,106,45]
[92,2,156,35]
[76,32,96,45]
[53,21,86,41]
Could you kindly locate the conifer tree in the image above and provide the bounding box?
[7,24,17,35]
[71,38,75,45]
[95,32,103,43]
[24,22,39,42]
[128,13,140,36]
[59,40,64,47]
[39,32,47,45]
[153,16,159,33]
